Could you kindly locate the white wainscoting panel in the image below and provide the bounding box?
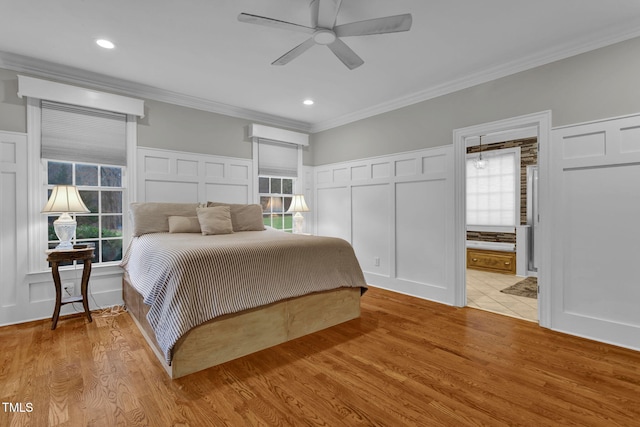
[204,183,248,204]
[146,181,199,202]
[395,180,448,291]
[563,165,640,325]
[0,132,27,325]
[302,166,314,233]
[551,113,640,351]
[316,187,350,242]
[352,184,390,277]
[137,147,253,204]
[314,146,455,305]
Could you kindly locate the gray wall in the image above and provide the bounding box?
[137,101,313,162]
[0,68,312,164]
[310,36,640,165]
[137,100,253,159]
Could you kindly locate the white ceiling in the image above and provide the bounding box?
[2,0,640,132]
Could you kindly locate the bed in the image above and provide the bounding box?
[120,202,367,379]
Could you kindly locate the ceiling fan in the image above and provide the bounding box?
[238,0,412,70]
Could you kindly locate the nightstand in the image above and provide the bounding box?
[46,247,94,330]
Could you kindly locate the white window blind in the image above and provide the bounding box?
[466,150,518,226]
[257,139,298,177]
[41,100,127,166]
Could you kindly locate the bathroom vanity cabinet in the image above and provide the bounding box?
[467,248,516,275]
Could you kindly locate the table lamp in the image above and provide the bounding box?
[287,194,310,234]
[42,185,90,249]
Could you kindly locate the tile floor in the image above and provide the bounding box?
[466,268,538,322]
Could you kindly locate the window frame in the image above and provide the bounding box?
[258,176,295,232]
[45,159,125,265]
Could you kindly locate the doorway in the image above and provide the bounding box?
[465,133,538,321]
[453,112,551,327]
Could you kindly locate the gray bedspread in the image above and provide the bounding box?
[120,228,367,363]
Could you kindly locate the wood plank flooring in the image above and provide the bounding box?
[1,286,640,426]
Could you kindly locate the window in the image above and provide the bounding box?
[255,136,302,232]
[46,161,124,263]
[19,75,142,273]
[41,100,128,266]
[259,177,294,232]
[466,148,520,227]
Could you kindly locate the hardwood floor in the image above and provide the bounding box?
[1,286,640,426]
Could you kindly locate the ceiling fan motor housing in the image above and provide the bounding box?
[313,29,336,45]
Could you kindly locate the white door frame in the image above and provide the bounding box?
[453,111,552,328]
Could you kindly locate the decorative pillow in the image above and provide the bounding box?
[168,216,201,233]
[196,206,234,235]
[130,202,199,236]
[207,202,265,231]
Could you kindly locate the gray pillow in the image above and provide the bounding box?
[207,202,265,231]
[130,202,199,236]
[168,216,201,233]
[196,206,234,235]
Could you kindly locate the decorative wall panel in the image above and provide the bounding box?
[562,132,606,159]
[619,126,640,153]
[316,187,349,242]
[137,147,252,204]
[551,113,640,351]
[314,146,455,304]
[352,184,390,276]
[396,180,447,288]
[0,132,27,324]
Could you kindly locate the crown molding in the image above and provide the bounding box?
[0,51,312,133]
[309,27,640,133]
[3,24,640,136]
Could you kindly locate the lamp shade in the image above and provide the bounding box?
[42,185,90,214]
[287,194,309,213]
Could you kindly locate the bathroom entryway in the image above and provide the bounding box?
[454,111,551,326]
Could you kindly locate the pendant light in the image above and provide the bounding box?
[474,135,488,169]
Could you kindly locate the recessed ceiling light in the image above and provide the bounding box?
[303,99,314,106]
[96,39,115,49]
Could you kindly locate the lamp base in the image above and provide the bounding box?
[53,213,77,250]
[292,212,305,234]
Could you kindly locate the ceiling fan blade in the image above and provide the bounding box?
[334,14,413,37]
[317,0,343,28]
[238,13,315,34]
[310,0,319,28]
[327,38,364,70]
[272,38,316,66]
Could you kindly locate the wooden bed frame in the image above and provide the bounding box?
[122,274,362,379]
